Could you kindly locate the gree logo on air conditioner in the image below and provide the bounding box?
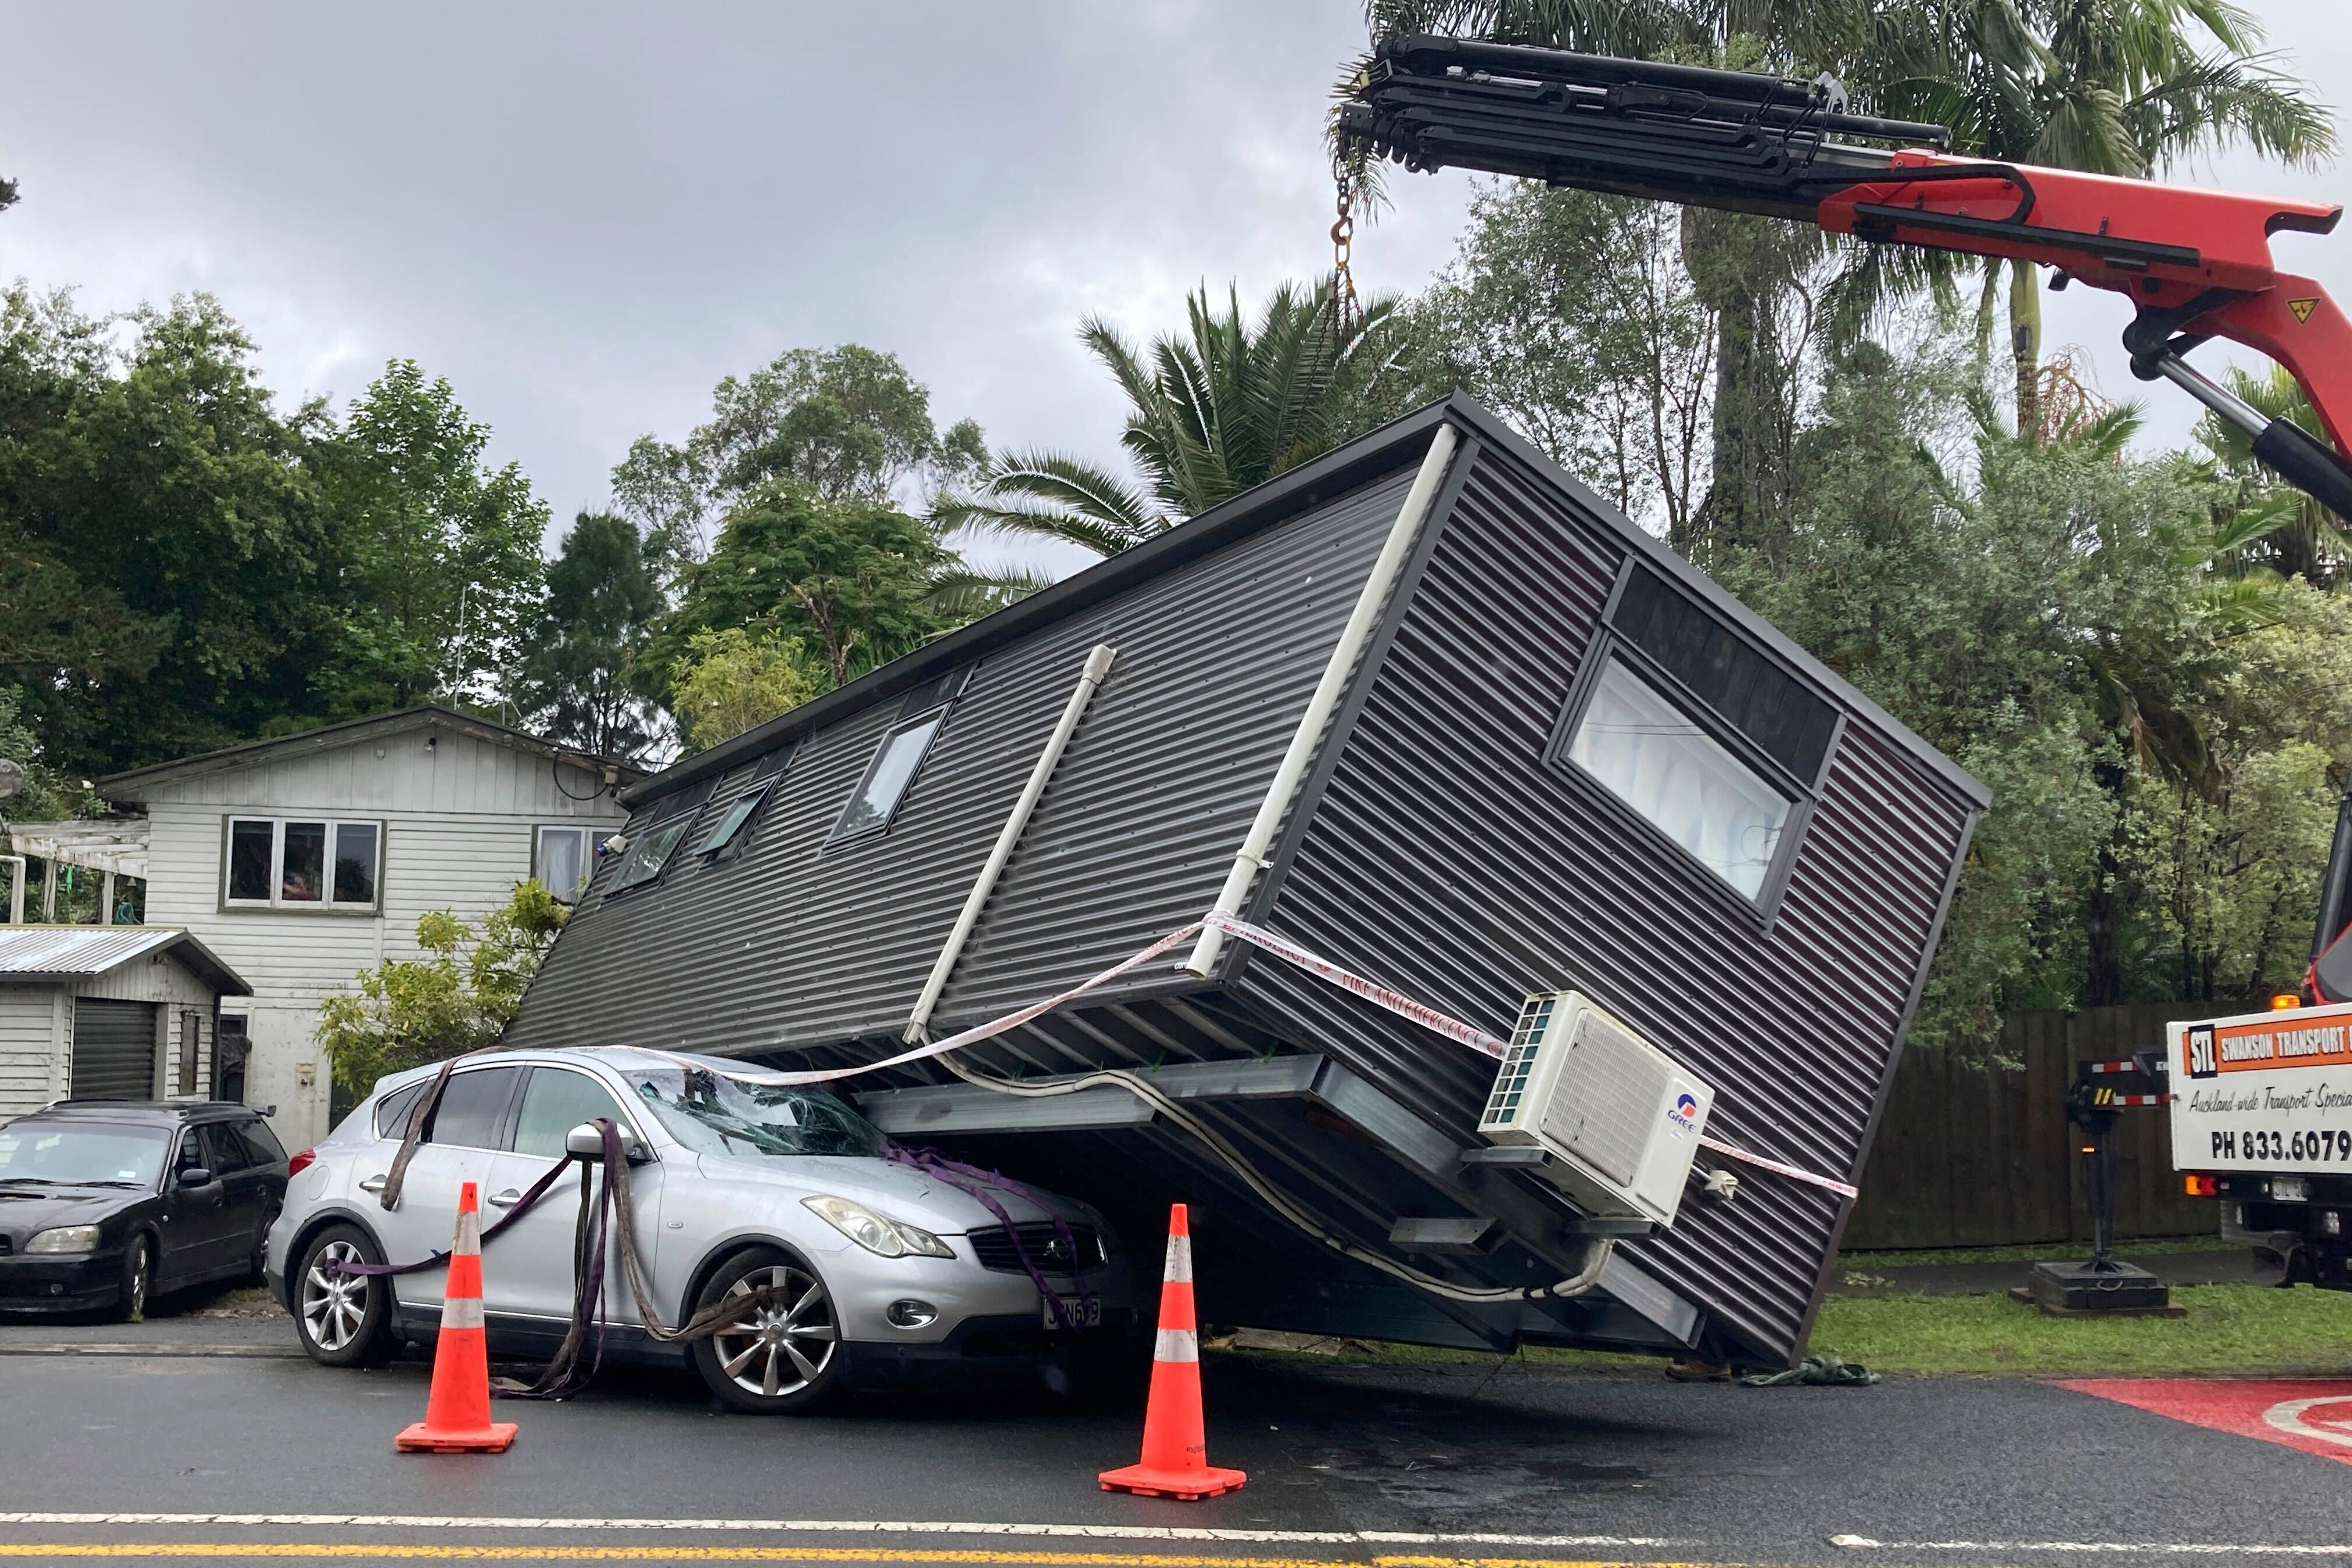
[1478,991,1715,1229]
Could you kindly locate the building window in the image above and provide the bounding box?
[1609,564,1838,786]
[610,816,692,892]
[830,668,970,844]
[1550,562,1840,912]
[535,825,594,902]
[699,782,773,858]
[1565,657,1794,900]
[222,818,382,910]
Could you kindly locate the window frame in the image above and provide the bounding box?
[826,667,972,848]
[533,824,597,904]
[506,1065,649,1159]
[1544,564,1843,925]
[699,780,775,859]
[606,813,694,897]
[219,816,385,913]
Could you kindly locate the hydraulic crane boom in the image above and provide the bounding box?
[1339,35,2352,516]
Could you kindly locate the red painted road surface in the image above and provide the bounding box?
[2062,1378,2352,1465]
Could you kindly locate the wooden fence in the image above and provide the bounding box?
[1842,1002,2224,1251]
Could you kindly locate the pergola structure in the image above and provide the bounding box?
[0,818,150,925]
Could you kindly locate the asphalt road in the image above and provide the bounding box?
[1,1308,2350,1568]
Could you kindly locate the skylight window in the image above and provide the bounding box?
[701,782,774,856]
[611,816,692,892]
[831,712,946,841]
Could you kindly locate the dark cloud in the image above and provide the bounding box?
[1,1,2339,573]
[0,2,1474,572]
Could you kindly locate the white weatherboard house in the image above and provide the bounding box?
[94,707,642,1151]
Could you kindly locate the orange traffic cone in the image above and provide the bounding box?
[395,1180,518,1454]
[1099,1203,1245,1500]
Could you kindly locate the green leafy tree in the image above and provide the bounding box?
[613,345,985,576]
[1411,183,1714,548]
[1868,0,2332,438]
[0,287,342,776]
[0,684,91,822]
[312,360,549,713]
[667,626,822,753]
[648,483,955,694]
[515,512,665,760]
[315,881,568,1096]
[935,275,1412,559]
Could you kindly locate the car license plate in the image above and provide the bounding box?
[1042,1294,1101,1330]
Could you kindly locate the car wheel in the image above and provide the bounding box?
[292,1224,398,1368]
[105,1235,153,1324]
[690,1247,844,1415]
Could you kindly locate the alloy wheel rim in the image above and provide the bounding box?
[712,1265,835,1398]
[126,1241,146,1316]
[302,1240,368,1352]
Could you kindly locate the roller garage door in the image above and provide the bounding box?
[71,1000,156,1100]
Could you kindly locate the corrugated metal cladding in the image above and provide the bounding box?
[1236,436,1978,1367]
[504,464,1420,1058]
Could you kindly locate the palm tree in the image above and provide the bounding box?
[2196,364,2352,587]
[933,276,1411,561]
[1863,0,2332,438]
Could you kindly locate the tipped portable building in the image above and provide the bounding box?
[505,396,1985,1369]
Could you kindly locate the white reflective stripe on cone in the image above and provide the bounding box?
[1153,1327,1199,1363]
[442,1293,485,1332]
[1163,1236,1192,1283]
[456,1210,481,1255]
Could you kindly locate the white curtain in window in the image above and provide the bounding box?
[1569,657,1791,899]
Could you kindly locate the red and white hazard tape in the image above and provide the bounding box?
[1201,911,1859,1201]
[705,908,1855,1200]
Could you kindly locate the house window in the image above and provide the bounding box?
[535,825,594,902]
[222,818,382,910]
[1550,562,1840,912]
[1565,657,1794,900]
[610,816,692,892]
[699,782,773,857]
[830,669,970,844]
[1609,565,1838,786]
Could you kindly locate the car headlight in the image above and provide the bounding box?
[802,1195,954,1259]
[25,1225,103,1255]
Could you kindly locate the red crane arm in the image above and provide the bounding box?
[1818,153,2352,451]
[1342,37,2352,513]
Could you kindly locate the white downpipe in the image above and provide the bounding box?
[1182,421,1461,978]
[903,643,1120,1044]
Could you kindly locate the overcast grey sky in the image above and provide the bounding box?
[3,1,2346,578]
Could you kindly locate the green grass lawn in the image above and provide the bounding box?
[1808,1282,2352,1376]
[1222,1282,2352,1380]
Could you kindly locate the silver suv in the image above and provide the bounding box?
[264,1046,1135,1412]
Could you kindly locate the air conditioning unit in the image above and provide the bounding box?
[1478,991,1715,1228]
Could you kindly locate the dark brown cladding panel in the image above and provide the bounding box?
[1235,443,1975,1365]
[505,467,1419,1059]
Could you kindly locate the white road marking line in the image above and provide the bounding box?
[0,1516,1672,1549]
[1832,1535,2352,1555]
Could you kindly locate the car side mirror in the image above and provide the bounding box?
[564,1123,650,1164]
[176,1166,213,1188]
